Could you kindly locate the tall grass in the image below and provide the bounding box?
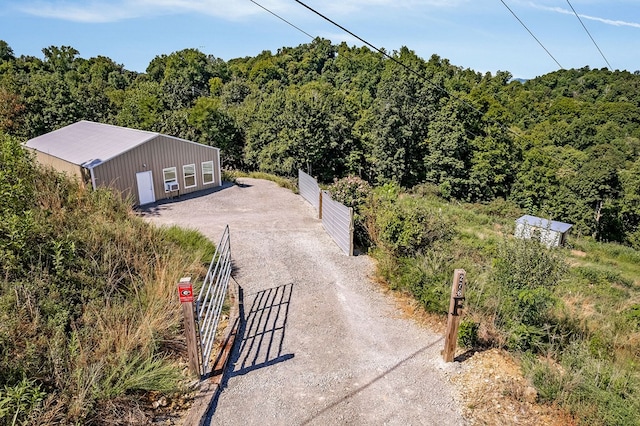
[358,181,640,425]
[0,141,215,424]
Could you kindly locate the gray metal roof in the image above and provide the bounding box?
[25,121,158,167]
[515,215,573,233]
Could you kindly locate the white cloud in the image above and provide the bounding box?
[15,0,468,23]
[313,0,468,15]
[533,3,640,29]
[17,0,268,22]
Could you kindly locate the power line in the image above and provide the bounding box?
[566,0,612,70]
[291,0,520,139]
[498,0,564,70]
[248,0,315,40]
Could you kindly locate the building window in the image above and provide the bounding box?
[202,161,214,185]
[183,164,196,188]
[163,167,178,192]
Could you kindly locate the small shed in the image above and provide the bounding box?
[25,120,222,205]
[514,215,573,247]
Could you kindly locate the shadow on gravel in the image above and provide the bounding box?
[233,283,295,376]
[136,181,242,217]
[207,283,295,417]
[300,336,444,425]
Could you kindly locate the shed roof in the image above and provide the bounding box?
[25,121,158,167]
[515,215,573,233]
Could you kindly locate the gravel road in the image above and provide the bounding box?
[143,178,466,426]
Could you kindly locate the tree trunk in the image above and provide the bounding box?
[593,199,603,239]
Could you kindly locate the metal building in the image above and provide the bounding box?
[514,215,573,247]
[25,120,222,205]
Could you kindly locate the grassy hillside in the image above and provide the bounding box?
[329,177,640,426]
[0,134,215,424]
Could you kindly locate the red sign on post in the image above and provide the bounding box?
[178,277,194,303]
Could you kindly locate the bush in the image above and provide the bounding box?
[365,185,456,313]
[329,176,372,248]
[458,319,479,348]
[0,377,46,425]
[490,237,567,351]
[328,175,371,209]
[366,186,454,257]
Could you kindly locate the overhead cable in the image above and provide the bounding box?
[499,0,564,69]
[566,0,612,69]
[291,0,520,138]
[249,0,315,40]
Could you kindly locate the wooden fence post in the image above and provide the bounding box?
[443,269,467,362]
[178,277,201,377]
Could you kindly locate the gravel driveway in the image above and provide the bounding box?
[143,178,465,426]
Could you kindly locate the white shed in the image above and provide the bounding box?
[514,215,573,247]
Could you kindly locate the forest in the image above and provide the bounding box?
[1,39,640,424]
[1,38,639,247]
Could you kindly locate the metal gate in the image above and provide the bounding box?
[196,225,232,374]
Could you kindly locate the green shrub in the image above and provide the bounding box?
[523,355,565,403]
[490,237,567,351]
[458,319,479,348]
[624,304,640,329]
[0,134,37,216]
[575,266,634,288]
[329,176,372,248]
[328,175,371,209]
[367,186,454,257]
[472,197,523,219]
[0,377,46,425]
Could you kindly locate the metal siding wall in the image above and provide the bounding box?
[30,150,85,182]
[93,135,221,205]
[298,169,320,213]
[321,190,354,256]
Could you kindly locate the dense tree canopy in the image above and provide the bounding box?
[1,39,640,246]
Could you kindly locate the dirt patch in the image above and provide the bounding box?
[450,349,575,426]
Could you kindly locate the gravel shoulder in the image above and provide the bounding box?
[143,178,466,425]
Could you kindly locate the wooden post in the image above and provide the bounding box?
[318,190,323,220]
[178,277,200,377]
[443,269,467,362]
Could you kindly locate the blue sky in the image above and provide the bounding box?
[1,0,638,79]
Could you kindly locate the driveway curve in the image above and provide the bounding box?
[144,178,465,426]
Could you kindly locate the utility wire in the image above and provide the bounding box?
[291,0,520,139]
[566,0,612,70]
[499,0,563,69]
[249,0,315,40]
